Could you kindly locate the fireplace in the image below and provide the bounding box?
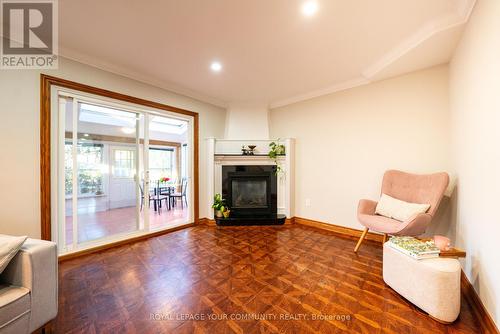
[221,165,281,222]
[208,138,294,225]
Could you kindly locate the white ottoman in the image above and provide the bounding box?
[383,242,461,323]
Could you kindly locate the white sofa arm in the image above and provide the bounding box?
[0,239,58,332]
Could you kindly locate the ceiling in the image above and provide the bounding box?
[59,0,475,108]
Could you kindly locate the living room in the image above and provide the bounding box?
[0,0,499,333]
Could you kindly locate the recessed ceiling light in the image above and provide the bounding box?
[83,133,89,137]
[302,1,318,17]
[210,61,222,72]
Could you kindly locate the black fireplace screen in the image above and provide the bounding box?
[222,165,277,217]
[231,180,267,208]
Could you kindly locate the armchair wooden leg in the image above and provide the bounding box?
[354,227,369,253]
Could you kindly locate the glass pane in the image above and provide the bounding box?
[75,102,140,244]
[77,143,104,195]
[232,180,267,208]
[113,149,134,178]
[149,148,173,181]
[146,114,189,230]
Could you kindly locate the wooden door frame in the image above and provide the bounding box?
[40,74,199,241]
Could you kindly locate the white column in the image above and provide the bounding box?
[284,138,295,218]
[206,138,216,219]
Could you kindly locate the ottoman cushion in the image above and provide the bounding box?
[383,242,461,323]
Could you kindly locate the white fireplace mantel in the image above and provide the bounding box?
[205,138,295,220]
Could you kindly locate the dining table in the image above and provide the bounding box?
[151,181,176,212]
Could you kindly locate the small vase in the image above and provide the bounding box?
[215,210,223,218]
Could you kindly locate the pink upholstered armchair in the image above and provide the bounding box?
[354,170,449,252]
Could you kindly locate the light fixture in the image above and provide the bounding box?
[83,133,89,137]
[121,127,135,134]
[302,0,318,17]
[210,61,222,72]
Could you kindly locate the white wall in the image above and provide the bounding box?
[449,0,500,326]
[224,104,269,139]
[0,56,226,238]
[270,65,451,230]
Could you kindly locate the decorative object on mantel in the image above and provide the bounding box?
[268,140,286,174]
[212,193,229,218]
[247,145,256,154]
[241,145,257,155]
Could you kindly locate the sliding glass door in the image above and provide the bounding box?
[54,91,192,254]
[61,97,141,250]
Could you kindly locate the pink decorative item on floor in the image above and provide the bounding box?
[433,235,451,251]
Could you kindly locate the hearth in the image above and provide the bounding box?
[218,165,285,225]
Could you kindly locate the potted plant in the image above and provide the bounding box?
[268,140,286,174]
[212,193,227,218]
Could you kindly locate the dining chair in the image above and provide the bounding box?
[140,180,168,213]
[139,182,155,211]
[170,178,188,208]
[158,181,172,210]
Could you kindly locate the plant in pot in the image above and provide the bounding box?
[212,193,229,218]
[268,140,286,174]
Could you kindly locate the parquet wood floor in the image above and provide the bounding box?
[56,225,482,333]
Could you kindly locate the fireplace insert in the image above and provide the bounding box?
[222,165,277,218]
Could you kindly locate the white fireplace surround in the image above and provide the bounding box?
[205,138,295,220]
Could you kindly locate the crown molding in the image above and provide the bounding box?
[362,0,475,79]
[456,0,477,20]
[59,46,228,109]
[270,0,476,109]
[269,77,370,109]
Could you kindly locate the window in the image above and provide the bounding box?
[112,148,135,178]
[65,142,104,196]
[149,148,174,181]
